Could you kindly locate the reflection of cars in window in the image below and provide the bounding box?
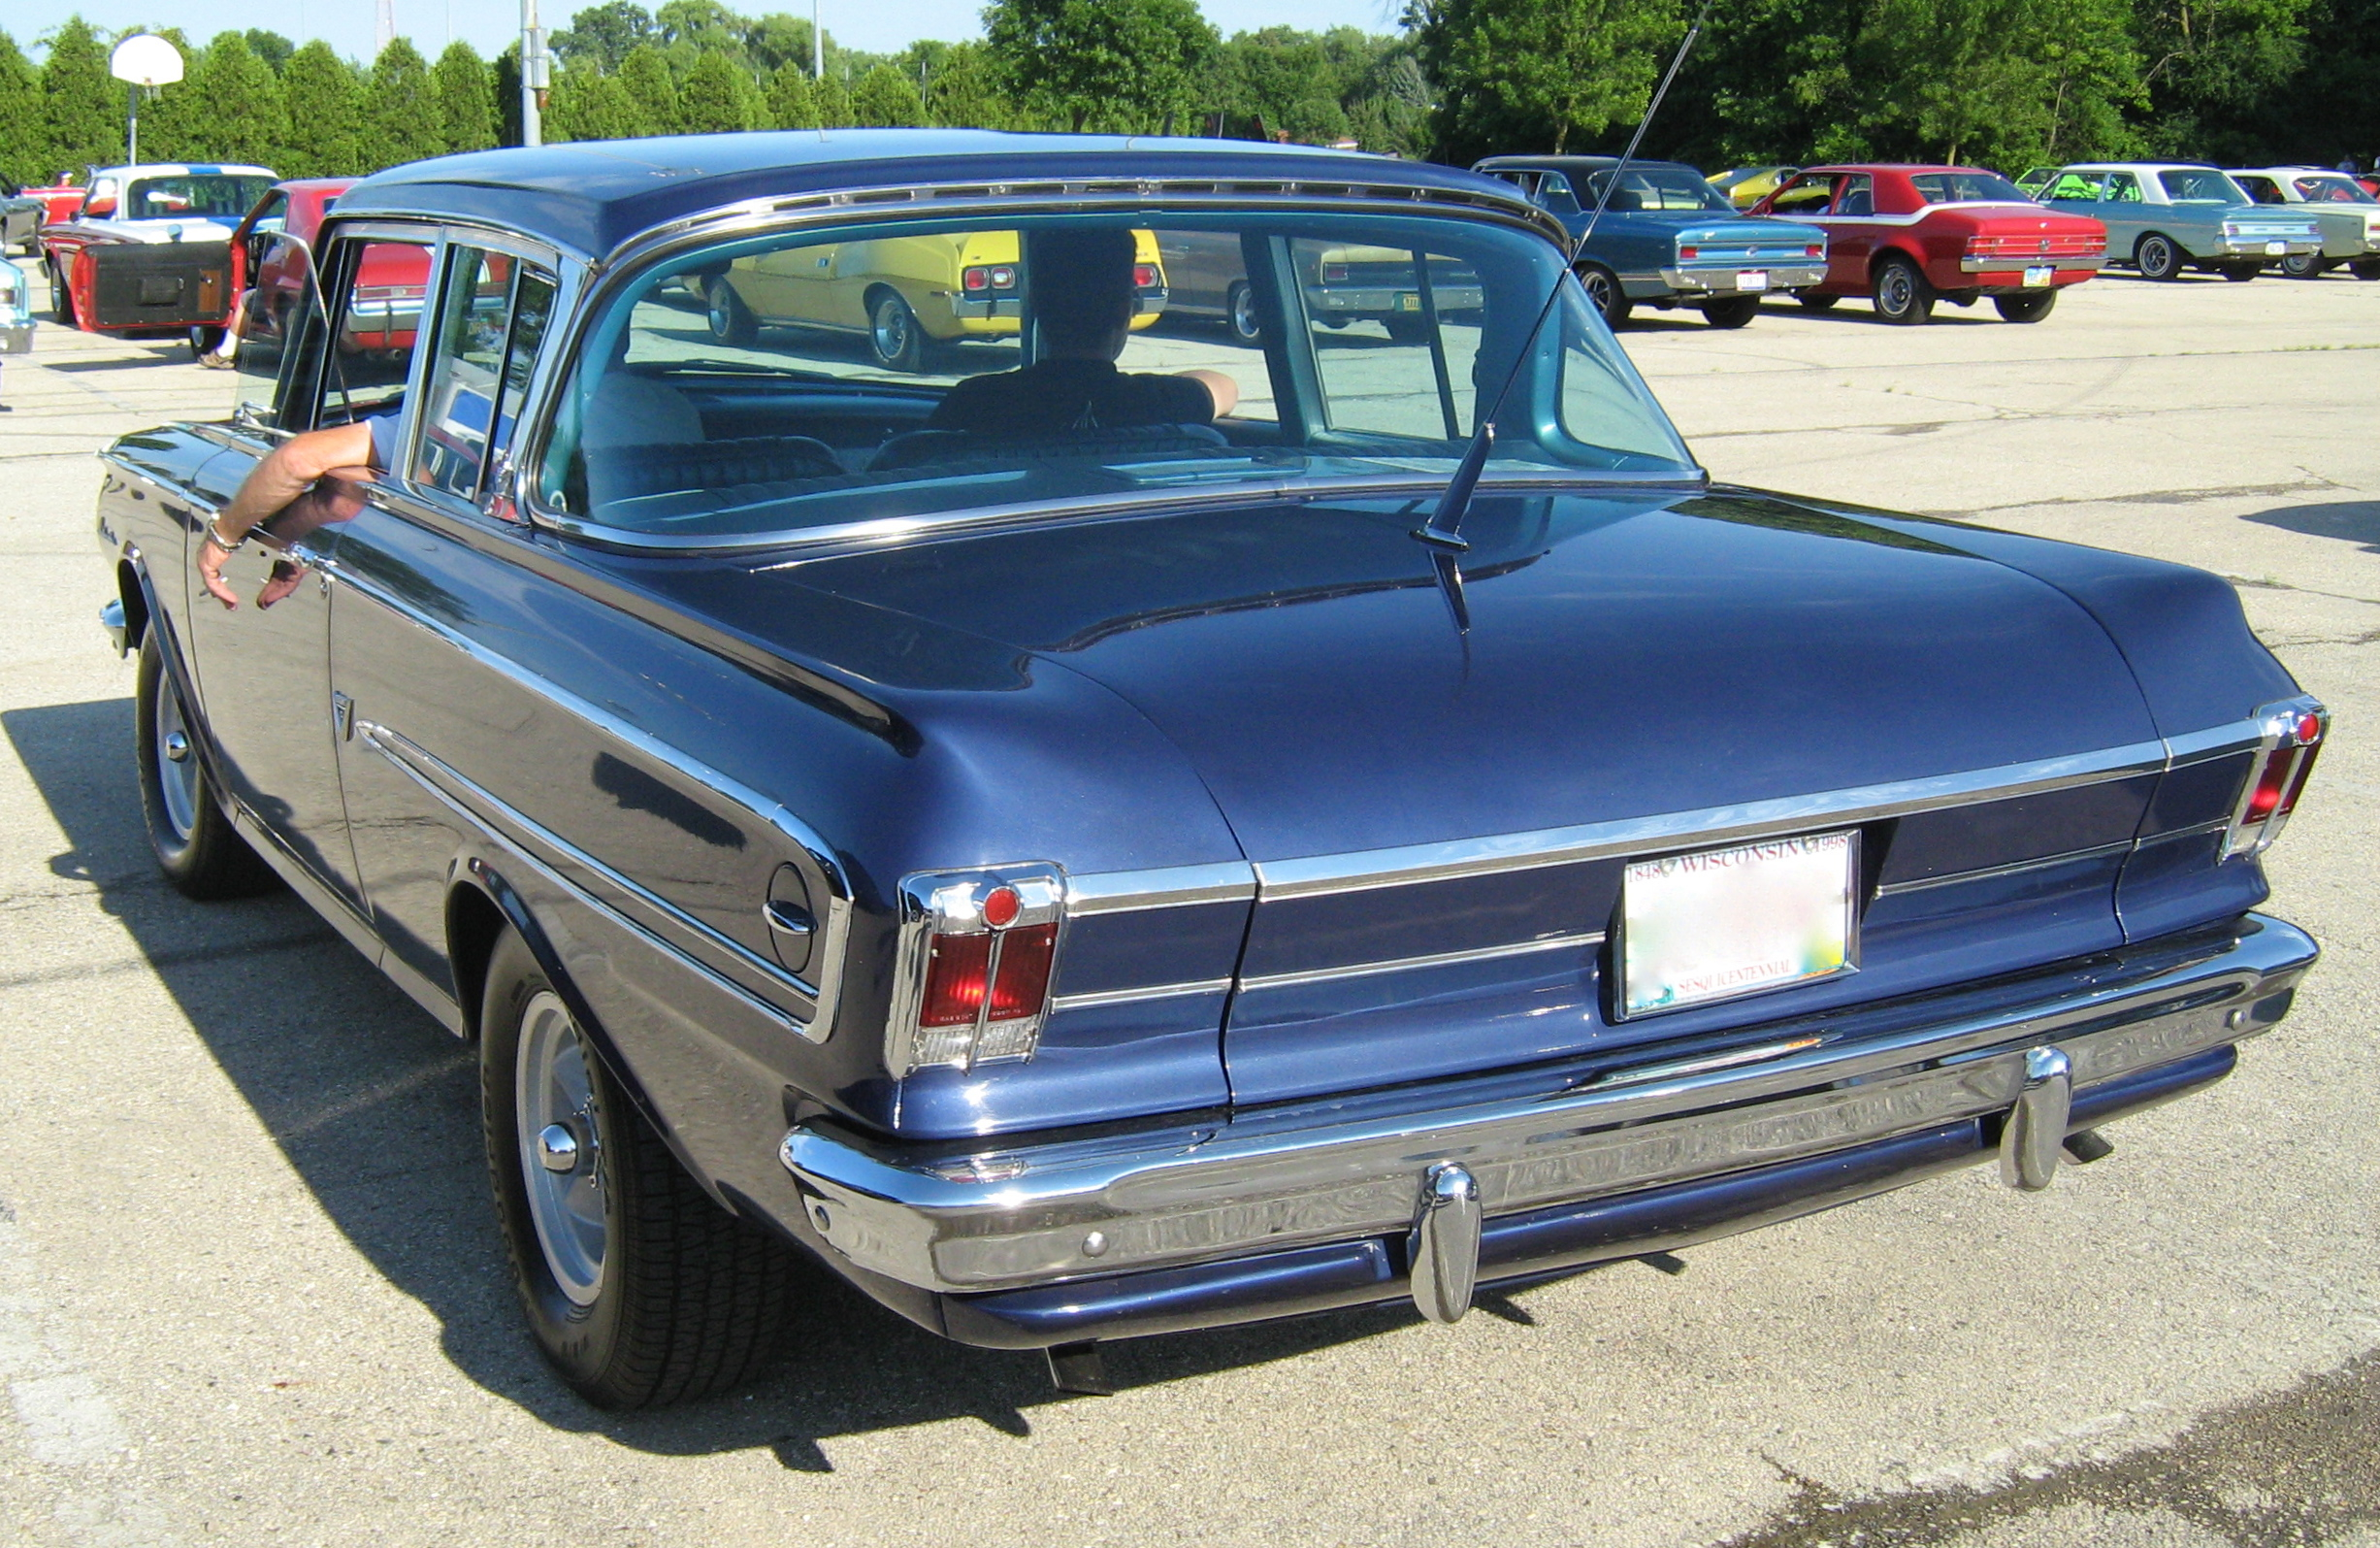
[1154,230,1482,345]
[1751,163,2104,323]
[1476,155,1829,329]
[702,228,1169,373]
[93,130,2326,1410]
[2226,167,2380,279]
[2033,162,2322,280]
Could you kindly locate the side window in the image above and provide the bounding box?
[1536,172,1581,213]
[2235,176,2283,204]
[412,246,557,503]
[1295,239,1481,444]
[2043,172,2102,202]
[230,233,327,427]
[320,236,437,430]
[2104,173,2142,204]
[1769,176,1835,215]
[1832,174,1875,216]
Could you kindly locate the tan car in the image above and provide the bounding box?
[704,227,1167,371]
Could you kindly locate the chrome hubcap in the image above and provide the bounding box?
[873,298,910,361]
[1880,271,1910,312]
[152,670,199,841]
[2142,239,2170,276]
[1230,286,1257,339]
[517,992,606,1307]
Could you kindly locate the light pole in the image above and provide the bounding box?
[812,0,823,82]
[521,0,547,147]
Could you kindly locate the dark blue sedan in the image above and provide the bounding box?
[94,130,2322,1406]
[1477,155,1830,327]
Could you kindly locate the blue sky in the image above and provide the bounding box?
[12,0,1408,65]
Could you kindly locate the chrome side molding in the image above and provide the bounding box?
[1999,1045,2073,1192]
[1410,1163,1482,1325]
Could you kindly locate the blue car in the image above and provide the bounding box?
[96,130,2321,1406]
[1477,154,1830,327]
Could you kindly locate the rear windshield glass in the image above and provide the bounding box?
[123,174,273,220]
[1908,172,2032,205]
[538,211,1695,543]
[1587,168,1732,212]
[2293,174,2376,204]
[2159,169,2244,202]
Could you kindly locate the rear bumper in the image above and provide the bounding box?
[2208,235,2322,259]
[1655,263,1827,295]
[781,913,2314,1341]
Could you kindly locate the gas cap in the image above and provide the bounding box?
[764,863,817,977]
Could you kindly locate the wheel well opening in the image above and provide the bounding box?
[445,882,508,1041]
[116,561,150,648]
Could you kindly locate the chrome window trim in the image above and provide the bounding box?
[1236,929,1608,994]
[1064,861,1257,915]
[1255,740,2171,902]
[1048,978,1235,1013]
[330,563,853,1039]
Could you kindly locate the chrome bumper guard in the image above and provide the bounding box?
[1658,264,1827,292]
[780,915,2313,1301]
[1959,252,2103,273]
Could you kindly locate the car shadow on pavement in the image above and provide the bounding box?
[4,695,1442,1466]
[2241,500,2380,553]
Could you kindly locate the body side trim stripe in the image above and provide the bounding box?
[1874,840,2135,898]
[1049,978,1236,1013]
[1237,930,1608,994]
[1065,862,1257,914]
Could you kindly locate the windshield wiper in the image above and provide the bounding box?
[1409,0,1715,588]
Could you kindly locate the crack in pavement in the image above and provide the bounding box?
[1712,1347,2380,1547]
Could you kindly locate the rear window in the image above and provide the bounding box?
[2159,169,2243,202]
[536,210,1696,544]
[1908,172,2032,205]
[123,173,274,220]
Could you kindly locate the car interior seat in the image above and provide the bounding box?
[1836,188,1873,216]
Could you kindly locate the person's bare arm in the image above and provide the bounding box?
[198,420,375,609]
[1181,369,1240,418]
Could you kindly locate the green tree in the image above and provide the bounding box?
[432,40,499,151]
[743,13,825,74]
[849,62,925,126]
[619,43,682,133]
[554,2,656,73]
[922,41,1012,128]
[2136,0,2313,157]
[679,47,763,130]
[155,34,286,168]
[985,0,1221,133]
[546,65,647,140]
[765,60,817,127]
[0,31,43,185]
[815,71,851,128]
[1412,0,1678,161]
[244,30,295,72]
[279,40,362,176]
[39,16,121,176]
[362,38,445,171]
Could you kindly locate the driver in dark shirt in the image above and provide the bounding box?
[928,227,1239,434]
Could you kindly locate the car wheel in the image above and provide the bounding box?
[2352,259,2380,281]
[704,276,757,346]
[1992,290,2057,323]
[866,287,926,373]
[1383,311,1434,345]
[2218,263,2261,281]
[2135,234,2182,281]
[479,927,795,1408]
[1701,296,1761,328]
[186,325,224,359]
[1226,280,1263,344]
[49,260,74,324]
[134,627,277,900]
[1577,264,1631,328]
[2279,252,2329,279]
[1797,293,1841,312]
[1871,255,1934,324]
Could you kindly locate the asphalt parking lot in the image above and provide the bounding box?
[2,263,2375,1547]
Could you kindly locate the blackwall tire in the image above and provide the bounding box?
[1701,296,1761,328]
[866,288,926,373]
[133,628,277,900]
[2135,234,2182,281]
[704,276,757,346]
[1992,290,2057,323]
[480,928,796,1409]
[1797,293,1841,312]
[1578,264,1631,329]
[1872,255,1935,324]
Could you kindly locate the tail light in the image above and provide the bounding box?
[890,868,1065,1074]
[961,264,1018,292]
[1966,236,1999,258]
[1321,262,1349,281]
[1132,263,1159,289]
[1679,245,1699,260]
[1806,243,1824,257]
[2222,698,2327,859]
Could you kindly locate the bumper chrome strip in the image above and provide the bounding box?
[780,915,2314,1294]
[1874,840,2134,898]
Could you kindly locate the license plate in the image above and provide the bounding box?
[2023,265,2054,286]
[2265,241,2287,255]
[1619,832,1857,1018]
[1737,270,1769,291]
[1398,293,1421,312]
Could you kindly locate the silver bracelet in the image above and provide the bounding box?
[206,516,247,553]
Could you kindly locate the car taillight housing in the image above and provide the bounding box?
[1678,245,1699,260]
[1132,263,1159,290]
[2222,698,2327,859]
[962,264,1018,292]
[889,868,1065,1074]
[1806,243,1824,257]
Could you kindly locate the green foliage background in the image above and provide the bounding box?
[0,0,2370,191]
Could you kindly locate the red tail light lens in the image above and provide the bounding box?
[2224,700,2326,859]
[962,266,991,292]
[1679,245,1699,260]
[1322,262,1349,281]
[893,871,1065,1073]
[1806,243,1824,257]
[1133,263,1158,289]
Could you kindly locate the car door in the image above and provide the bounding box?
[2098,171,2147,253]
[181,231,440,912]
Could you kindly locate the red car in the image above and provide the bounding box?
[1751,164,2106,324]
[219,179,433,359]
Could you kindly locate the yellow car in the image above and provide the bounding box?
[1707,165,1799,210]
[704,228,1166,372]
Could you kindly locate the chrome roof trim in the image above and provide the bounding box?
[1237,930,1607,994]
[1255,740,2171,901]
[1066,861,1258,915]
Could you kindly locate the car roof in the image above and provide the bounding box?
[2057,162,2220,172]
[1790,164,1996,177]
[341,130,1542,260]
[93,163,276,179]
